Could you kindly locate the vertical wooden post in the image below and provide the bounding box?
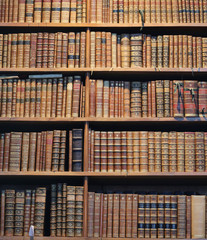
[83,176,88,237]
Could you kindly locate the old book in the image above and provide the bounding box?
[87,192,95,237]
[94,193,101,237]
[132,131,139,172]
[72,129,83,171]
[177,195,186,238]
[127,131,133,172]
[34,188,46,236]
[139,131,148,172]
[75,186,84,237]
[72,76,81,117]
[169,131,177,172]
[157,195,164,238]
[177,132,185,172]
[96,79,103,117]
[50,184,56,236]
[185,132,195,172]
[0,191,5,235]
[198,81,207,116]
[157,35,163,67]
[130,34,142,67]
[94,131,100,172]
[113,193,119,237]
[163,80,170,117]
[119,193,126,237]
[184,80,198,117]
[0,134,4,171]
[107,132,113,172]
[107,193,113,237]
[186,196,191,238]
[66,186,75,237]
[146,35,152,68]
[101,132,107,172]
[150,195,157,238]
[170,195,177,238]
[144,195,150,238]
[103,80,109,117]
[161,132,169,172]
[148,132,155,172]
[3,133,10,171]
[123,81,130,117]
[21,132,30,171]
[138,194,145,238]
[14,190,25,236]
[121,34,130,68]
[9,132,22,171]
[156,80,164,117]
[26,0,34,22]
[191,195,206,238]
[151,36,157,68]
[80,32,86,67]
[164,195,171,238]
[5,189,15,236]
[142,82,148,117]
[51,130,60,171]
[195,132,205,172]
[114,132,121,172]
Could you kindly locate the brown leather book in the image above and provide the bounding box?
[123,81,130,117]
[89,79,96,117]
[161,132,169,172]
[56,78,63,117]
[0,190,5,236]
[72,76,81,117]
[30,33,37,68]
[151,81,156,117]
[146,35,152,68]
[87,192,95,237]
[126,131,133,172]
[114,81,119,117]
[101,32,106,67]
[75,186,84,237]
[138,194,145,238]
[198,81,207,117]
[156,80,164,118]
[177,195,186,238]
[185,132,195,172]
[154,132,161,172]
[195,132,205,172]
[130,34,142,67]
[66,186,75,237]
[150,195,157,238]
[80,32,86,68]
[119,193,126,237]
[133,131,139,172]
[56,184,63,238]
[142,82,148,117]
[148,81,152,117]
[144,195,150,238]
[94,131,101,172]
[21,132,30,171]
[148,131,155,172]
[170,195,177,238]
[132,194,138,237]
[3,133,10,171]
[151,36,157,68]
[34,187,46,236]
[5,189,15,236]
[9,132,22,171]
[113,193,119,237]
[126,194,132,237]
[157,195,164,238]
[106,32,112,67]
[173,80,184,117]
[169,131,177,172]
[96,79,103,117]
[26,0,34,23]
[186,195,191,238]
[28,132,37,171]
[191,195,206,238]
[163,35,169,68]
[50,184,56,236]
[101,131,107,172]
[107,193,113,237]
[62,185,67,236]
[90,130,95,172]
[164,80,170,117]
[35,132,41,171]
[140,131,148,172]
[121,34,130,68]
[36,32,43,68]
[114,131,121,172]
[94,193,101,237]
[51,130,61,172]
[102,193,108,237]
[0,134,4,171]
[205,133,207,171]
[173,35,178,68]
[14,190,25,236]
[183,35,188,68]
[107,132,114,172]
[169,36,174,68]
[177,132,185,172]
[17,33,24,68]
[42,33,49,68]
[164,195,171,238]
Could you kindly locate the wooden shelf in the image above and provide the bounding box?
[0,117,205,122]
[1,172,207,178]
[0,22,207,28]
[0,67,206,73]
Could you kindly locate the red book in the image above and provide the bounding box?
[198,81,207,117]
[173,80,184,117]
[184,81,198,117]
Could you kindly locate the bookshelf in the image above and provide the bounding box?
[0,0,207,239]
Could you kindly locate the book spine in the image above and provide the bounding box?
[87,192,95,237]
[198,81,207,116]
[177,195,186,238]
[26,0,34,22]
[113,193,119,237]
[169,131,177,172]
[94,193,101,237]
[150,195,157,238]
[14,190,25,236]
[139,131,148,172]
[107,131,114,172]
[185,132,195,172]
[72,76,81,117]
[75,186,84,237]
[5,189,15,236]
[177,132,185,172]
[51,0,61,22]
[66,186,75,237]
[138,194,145,238]
[119,193,126,237]
[101,131,107,172]
[156,80,164,117]
[21,132,30,171]
[80,32,86,67]
[184,80,198,117]
[132,131,139,172]
[170,195,177,238]
[173,80,184,117]
[195,132,205,172]
[72,129,83,171]
[161,132,169,172]
[126,131,133,172]
[157,195,164,238]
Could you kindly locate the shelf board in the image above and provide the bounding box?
[1,172,207,178]
[0,117,206,122]
[0,22,207,28]
[0,67,206,73]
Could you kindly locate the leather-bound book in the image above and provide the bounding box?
[51,130,61,172]
[0,36,3,68]
[1,79,7,116]
[89,79,96,117]
[163,35,169,68]
[94,131,101,172]
[186,196,191,238]
[56,32,63,68]
[114,132,121,172]
[204,0,207,23]
[80,32,86,67]
[35,79,41,117]
[123,81,130,117]
[19,79,25,117]
[11,34,17,68]
[72,76,81,117]
[101,32,106,68]
[140,131,148,172]
[42,0,51,22]
[90,0,96,22]
[107,193,113,237]
[148,81,152,117]
[30,190,35,226]
[192,37,197,68]
[161,132,169,172]
[157,36,163,68]
[173,35,178,68]
[107,132,114,172]
[121,34,130,68]
[138,194,145,238]
[90,32,96,67]
[34,187,46,236]
[177,195,186,238]
[161,0,167,22]
[169,36,174,68]
[36,32,43,68]
[148,131,155,172]
[185,132,195,172]
[119,194,126,237]
[95,32,102,68]
[51,0,61,22]
[186,0,191,23]
[2,34,8,68]
[70,0,77,22]
[66,186,75,237]
[46,78,52,117]
[177,132,185,172]
[151,81,156,117]
[3,133,10,171]
[111,33,117,68]
[170,195,177,238]
[103,80,109,117]
[35,132,42,171]
[87,192,95,237]
[56,78,63,117]
[11,79,17,118]
[164,80,170,117]
[96,79,103,117]
[14,190,25,236]
[5,189,15,236]
[34,0,42,22]
[158,195,164,238]
[59,130,66,171]
[24,79,30,117]
[66,76,73,118]
[133,0,138,23]
[154,132,161,172]
[198,81,207,117]
[50,184,56,236]
[144,195,150,238]
[74,33,80,68]
[127,131,133,172]
[169,131,177,172]
[195,132,205,172]
[133,131,139,172]
[164,195,171,238]
[9,132,22,171]
[0,134,4,171]
[62,185,67,236]
[142,82,148,117]
[42,33,49,68]
[72,129,83,172]
[101,132,107,172]
[1,191,5,235]
[156,80,164,117]
[17,33,24,68]
[30,33,37,68]
[131,194,138,237]
[126,194,132,237]
[173,80,184,117]
[90,130,95,172]
[205,133,207,171]
[150,195,157,238]
[21,132,30,171]
[18,0,26,22]
[29,132,37,171]
[191,195,206,238]
[48,33,55,68]
[61,0,70,23]
[6,79,12,117]
[114,81,119,117]
[130,34,142,67]
[68,32,75,68]
[146,35,152,68]
[172,0,179,22]
[187,35,193,68]
[94,193,101,237]
[113,193,119,237]
[75,186,84,237]
[196,38,202,68]
[109,81,115,117]
[183,35,188,68]
[178,35,183,67]
[102,193,108,237]
[151,36,157,68]
[106,32,112,68]
[123,0,129,23]
[117,35,121,67]
[82,0,87,23]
